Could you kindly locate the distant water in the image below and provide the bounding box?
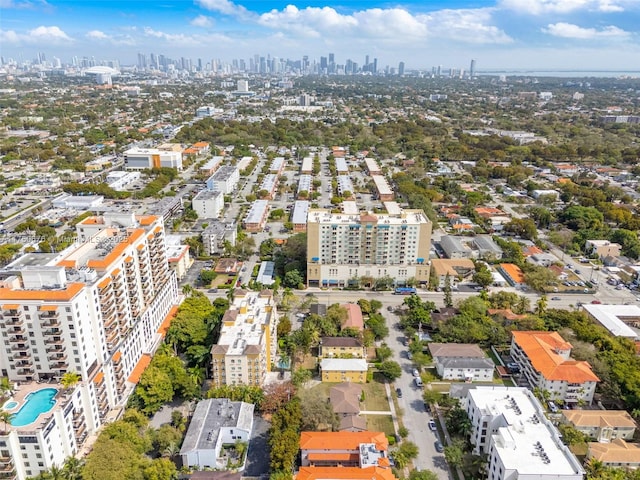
[478,70,640,78]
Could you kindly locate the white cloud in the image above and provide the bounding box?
[190,15,213,27]
[142,27,232,47]
[543,22,630,38]
[422,9,513,44]
[256,5,509,44]
[86,30,108,40]
[1,25,72,45]
[499,0,626,14]
[0,0,50,10]
[195,0,252,18]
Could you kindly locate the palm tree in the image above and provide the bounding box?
[162,441,180,460]
[60,372,81,391]
[536,295,548,316]
[227,287,235,304]
[182,284,193,296]
[0,410,11,434]
[62,456,84,480]
[0,377,12,401]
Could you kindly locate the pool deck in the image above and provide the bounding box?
[6,381,63,433]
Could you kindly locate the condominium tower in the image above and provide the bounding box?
[306,208,432,287]
[0,212,179,479]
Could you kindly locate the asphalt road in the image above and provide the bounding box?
[384,308,451,480]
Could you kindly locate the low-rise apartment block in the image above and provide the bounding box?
[243,200,269,232]
[463,386,584,480]
[206,165,239,194]
[192,190,224,219]
[124,145,183,170]
[561,410,636,442]
[510,331,599,405]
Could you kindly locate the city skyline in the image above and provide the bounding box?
[1,0,640,71]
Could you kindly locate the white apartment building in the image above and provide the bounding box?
[0,212,179,479]
[306,208,432,288]
[105,171,141,191]
[201,222,237,256]
[210,290,278,387]
[124,146,183,170]
[464,386,584,480]
[191,190,224,219]
[510,331,599,405]
[205,165,240,194]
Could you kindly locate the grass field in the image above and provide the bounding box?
[305,377,391,412]
[364,414,395,435]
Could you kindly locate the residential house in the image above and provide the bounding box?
[339,415,368,432]
[587,439,640,469]
[320,359,368,383]
[473,235,503,260]
[341,304,364,332]
[320,337,366,359]
[561,410,636,442]
[330,383,362,417]
[440,235,472,259]
[510,331,599,405]
[585,240,622,260]
[498,263,526,287]
[428,343,494,381]
[430,259,475,288]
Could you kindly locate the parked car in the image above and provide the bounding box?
[415,377,424,388]
[412,369,420,377]
[428,419,437,431]
[591,300,602,304]
[396,388,403,398]
[551,296,561,301]
[435,440,444,453]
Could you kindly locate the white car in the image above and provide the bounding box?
[412,369,420,377]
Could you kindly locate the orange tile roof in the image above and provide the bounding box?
[512,331,599,383]
[113,351,122,362]
[1,304,20,310]
[38,305,58,311]
[307,453,360,462]
[97,277,111,289]
[125,256,133,263]
[499,263,525,284]
[111,268,121,277]
[193,141,209,147]
[137,215,157,226]
[127,354,152,383]
[297,467,397,480]
[87,229,145,269]
[300,431,388,452]
[80,217,102,225]
[0,283,84,302]
[57,259,77,268]
[157,305,179,337]
[93,372,104,384]
[522,246,543,257]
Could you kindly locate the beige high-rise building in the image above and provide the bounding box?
[210,290,277,387]
[306,208,432,287]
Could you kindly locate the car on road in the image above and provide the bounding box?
[402,339,409,347]
[407,352,413,360]
[591,300,602,304]
[415,377,424,388]
[551,296,561,301]
[428,419,437,431]
[434,440,444,453]
[396,388,403,398]
[412,369,420,377]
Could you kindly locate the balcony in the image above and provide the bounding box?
[51,360,68,370]
[44,337,64,346]
[39,310,59,319]
[48,352,67,362]
[45,344,65,354]
[8,335,27,343]
[41,319,61,328]
[17,368,34,376]
[10,344,29,352]
[14,358,32,367]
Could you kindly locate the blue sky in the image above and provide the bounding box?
[1,0,639,70]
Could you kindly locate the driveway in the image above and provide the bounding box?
[244,415,271,476]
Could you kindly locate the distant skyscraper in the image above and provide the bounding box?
[320,56,328,72]
[373,58,377,74]
[470,59,476,78]
[237,79,249,92]
[398,61,405,76]
[137,52,147,69]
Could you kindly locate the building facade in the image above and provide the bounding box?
[210,290,278,387]
[124,146,183,170]
[206,165,240,194]
[510,331,599,405]
[192,190,224,219]
[306,209,432,288]
[463,386,584,480]
[0,212,179,479]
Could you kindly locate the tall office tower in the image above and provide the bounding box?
[398,61,405,76]
[253,54,260,72]
[197,58,203,71]
[373,58,378,74]
[37,52,46,64]
[210,290,278,387]
[259,57,267,74]
[302,55,309,73]
[365,55,370,69]
[320,56,328,72]
[345,59,353,75]
[150,53,157,69]
[328,52,335,73]
[239,59,246,71]
[437,65,442,76]
[137,52,147,69]
[470,59,476,78]
[306,207,432,288]
[0,213,178,479]
[158,54,166,69]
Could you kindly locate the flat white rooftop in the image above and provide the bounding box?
[582,304,640,339]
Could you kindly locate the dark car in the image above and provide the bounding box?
[435,440,444,453]
[396,388,403,398]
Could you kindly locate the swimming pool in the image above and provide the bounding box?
[10,388,57,427]
[3,400,18,410]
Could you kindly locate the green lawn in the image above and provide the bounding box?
[362,380,390,411]
[431,382,451,393]
[364,414,395,436]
